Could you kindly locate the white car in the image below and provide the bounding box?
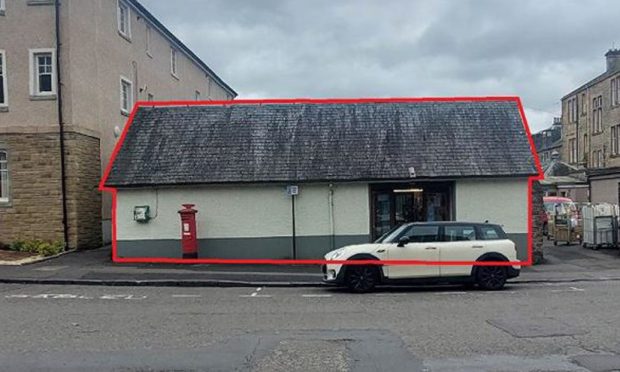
[322,222,520,292]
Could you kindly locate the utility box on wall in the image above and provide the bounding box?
[133,206,150,222]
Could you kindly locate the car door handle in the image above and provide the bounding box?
[425,246,437,250]
[472,245,484,249]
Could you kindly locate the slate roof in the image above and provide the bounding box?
[542,159,586,183]
[105,100,539,187]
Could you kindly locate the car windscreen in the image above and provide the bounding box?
[374,224,410,243]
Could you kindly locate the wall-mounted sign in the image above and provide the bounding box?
[286,185,299,196]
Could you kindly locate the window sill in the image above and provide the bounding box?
[30,94,57,101]
[0,200,11,208]
[121,110,130,117]
[592,131,604,136]
[118,30,132,43]
[171,73,179,81]
[146,51,153,59]
[0,106,8,112]
[0,10,5,16]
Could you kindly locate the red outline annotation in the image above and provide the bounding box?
[99,97,544,266]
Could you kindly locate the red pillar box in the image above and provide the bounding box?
[178,204,198,259]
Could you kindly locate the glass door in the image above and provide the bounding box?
[370,182,453,241]
[373,192,392,240]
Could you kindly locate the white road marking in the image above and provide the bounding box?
[33,266,68,272]
[477,291,517,295]
[435,291,467,295]
[239,295,272,298]
[550,287,585,293]
[5,294,145,300]
[244,287,265,298]
[301,294,332,298]
[101,294,147,300]
[171,294,202,298]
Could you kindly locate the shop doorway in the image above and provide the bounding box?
[370,182,454,240]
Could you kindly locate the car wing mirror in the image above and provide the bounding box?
[397,236,410,247]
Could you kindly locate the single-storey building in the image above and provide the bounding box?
[104,99,539,261]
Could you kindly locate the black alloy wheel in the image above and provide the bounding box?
[345,265,378,293]
[476,266,507,290]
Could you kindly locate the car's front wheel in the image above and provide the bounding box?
[476,266,507,290]
[344,265,379,293]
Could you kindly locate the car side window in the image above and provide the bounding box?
[444,225,476,241]
[404,225,439,243]
[478,225,507,240]
[479,226,499,240]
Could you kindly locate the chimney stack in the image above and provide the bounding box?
[605,49,620,72]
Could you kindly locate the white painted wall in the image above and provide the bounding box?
[455,178,529,233]
[116,183,370,241]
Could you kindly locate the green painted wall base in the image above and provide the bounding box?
[116,235,370,259]
[508,233,528,261]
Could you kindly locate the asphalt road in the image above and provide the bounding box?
[1,281,620,371]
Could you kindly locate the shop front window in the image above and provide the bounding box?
[371,182,453,240]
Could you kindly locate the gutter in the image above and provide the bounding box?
[104,173,542,189]
[55,0,70,250]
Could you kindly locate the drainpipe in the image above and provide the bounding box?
[55,0,69,250]
[291,194,296,259]
[132,61,138,101]
[328,184,335,250]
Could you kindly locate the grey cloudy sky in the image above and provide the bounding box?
[141,0,620,132]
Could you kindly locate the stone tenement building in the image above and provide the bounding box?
[532,117,562,165]
[561,50,620,169]
[0,0,236,249]
[561,49,620,204]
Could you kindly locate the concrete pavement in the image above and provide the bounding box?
[1,280,620,371]
[1,242,619,287]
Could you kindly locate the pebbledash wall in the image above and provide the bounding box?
[115,178,530,260]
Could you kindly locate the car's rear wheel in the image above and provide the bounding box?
[345,265,379,293]
[476,266,507,290]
